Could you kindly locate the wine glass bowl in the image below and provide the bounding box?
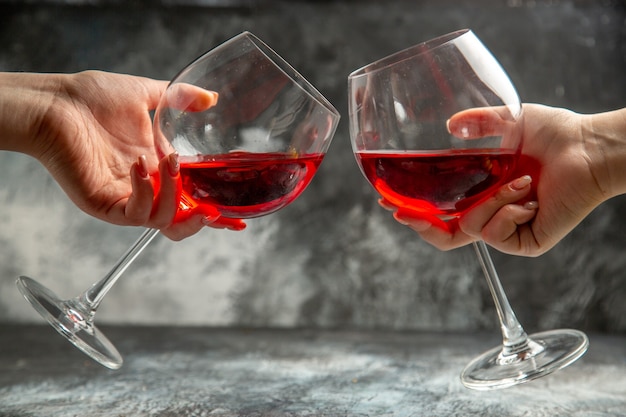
[348,29,588,390]
[17,32,339,369]
[155,32,337,220]
[349,30,524,221]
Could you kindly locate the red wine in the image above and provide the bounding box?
[178,151,323,218]
[357,149,518,217]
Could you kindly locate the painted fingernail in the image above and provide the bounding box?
[510,175,532,191]
[137,155,149,179]
[395,216,409,225]
[446,118,475,138]
[227,222,246,231]
[523,201,539,210]
[394,212,432,229]
[168,152,179,177]
[201,214,220,226]
[206,91,219,106]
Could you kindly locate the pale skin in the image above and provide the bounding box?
[383,103,626,257]
[0,70,245,240]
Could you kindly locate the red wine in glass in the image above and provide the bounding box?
[178,151,324,219]
[356,149,518,219]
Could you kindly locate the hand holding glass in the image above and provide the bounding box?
[17,32,340,370]
[348,29,588,390]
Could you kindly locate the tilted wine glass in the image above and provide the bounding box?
[348,29,588,390]
[16,32,340,370]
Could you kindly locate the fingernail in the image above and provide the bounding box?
[394,212,432,229]
[227,222,246,231]
[395,216,409,225]
[411,219,433,229]
[137,155,149,179]
[207,91,219,105]
[447,118,474,138]
[510,175,532,191]
[201,214,220,226]
[524,201,539,210]
[168,152,179,177]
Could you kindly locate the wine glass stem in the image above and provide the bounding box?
[472,240,530,353]
[81,228,161,310]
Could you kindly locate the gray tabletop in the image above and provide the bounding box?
[1,325,625,416]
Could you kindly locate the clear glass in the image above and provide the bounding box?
[17,31,340,370]
[348,29,588,390]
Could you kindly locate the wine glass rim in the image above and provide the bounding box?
[348,28,472,79]
[238,31,341,120]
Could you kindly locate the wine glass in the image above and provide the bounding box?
[347,29,588,390]
[16,31,340,370]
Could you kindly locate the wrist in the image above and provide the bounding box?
[0,72,66,158]
[584,108,626,199]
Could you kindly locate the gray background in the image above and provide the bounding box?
[0,0,625,334]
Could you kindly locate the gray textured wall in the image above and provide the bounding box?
[1,0,625,333]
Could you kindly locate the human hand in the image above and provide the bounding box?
[386,103,609,257]
[0,70,245,240]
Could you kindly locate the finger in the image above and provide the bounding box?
[458,175,534,239]
[124,155,155,225]
[160,213,247,241]
[446,106,515,139]
[160,213,207,241]
[413,219,476,251]
[186,203,247,232]
[378,198,439,234]
[378,197,397,211]
[481,202,539,255]
[205,217,247,231]
[149,153,181,229]
[176,198,247,232]
[393,208,474,251]
[164,83,219,112]
[137,77,169,110]
[393,208,439,231]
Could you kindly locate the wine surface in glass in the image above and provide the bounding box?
[179,151,324,218]
[357,149,517,217]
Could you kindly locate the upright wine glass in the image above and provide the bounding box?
[17,32,340,370]
[348,29,588,390]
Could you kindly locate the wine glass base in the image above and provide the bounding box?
[461,329,589,390]
[16,276,123,370]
